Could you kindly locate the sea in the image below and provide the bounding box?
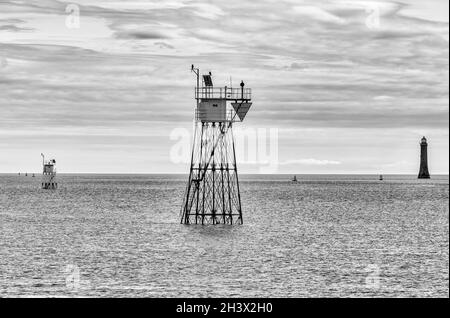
[0,174,448,297]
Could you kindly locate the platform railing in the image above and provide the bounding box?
[195,87,251,100]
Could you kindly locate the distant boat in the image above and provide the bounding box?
[379,175,383,181]
[292,175,298,182]
[25,172,28,177]
[32,173,35,178]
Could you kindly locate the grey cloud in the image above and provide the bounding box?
[0,24,32,31]
[0,18,25,23]
[154,42,175,49]
[114,30,170,40]
[250,104,449,129]
[0,16,33,31]
[0,0,65,15]
[0,57,7,68]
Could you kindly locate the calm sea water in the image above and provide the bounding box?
[0,174,448,297]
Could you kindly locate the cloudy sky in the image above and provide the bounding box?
[0,0,448,174]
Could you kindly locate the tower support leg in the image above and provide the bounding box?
[181,122,243,225]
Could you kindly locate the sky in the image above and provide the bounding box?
[0,0,448,174]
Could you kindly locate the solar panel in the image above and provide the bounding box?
[203,75,213,87]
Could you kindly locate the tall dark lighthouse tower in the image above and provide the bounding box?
[418,136,430,179]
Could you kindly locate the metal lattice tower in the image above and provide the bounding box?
[41,153,58,189]
[180,66,252,225]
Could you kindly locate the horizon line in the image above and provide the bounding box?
[1,172,449,176]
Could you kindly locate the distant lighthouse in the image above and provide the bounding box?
[41,153,58,189]
[418,136,430,179]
